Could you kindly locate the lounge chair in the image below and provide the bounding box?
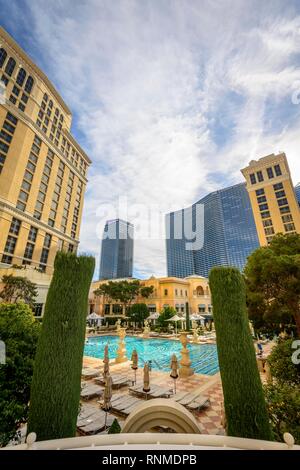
[80,383,104,400]
[129,383,173,399]
[110,394,141,417]
[77,408,114,435]
[82,368,101,379]
[95,374,131,389]
[172,390,210,411]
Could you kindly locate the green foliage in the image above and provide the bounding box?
[209,266,273,440]
[157,306,177,328]
[264,382,300,444]
[27,252,95,441]
[128,303,149,327]
[0,303,40,446]
[185,303,190,332]
[108,418,121,434]
[0,274,38,306]
[267,339,300,386]
[94,280,154,310]
[244,233,300,336]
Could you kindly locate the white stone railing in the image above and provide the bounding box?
[2,432,298,451]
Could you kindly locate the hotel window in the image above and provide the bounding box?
[23,242,34,261]
[18,103,26,112]
[273,182,283,191]
[277,198,288,207]
[250,173,256,185]
[1,75,9,85]
[275,190,286,199]
[282,214,293,223]
[3,121,16,134]
[1,254,13,264]
[39,248,49,270]
[12,85,20,96]
[41,101,46,110]
[21,93,28,104]
[284,223,295,232]
[5,57,16,76]
[274,164,282,176]
[257,195,266,203]
[28,226,38,242]
[257,171,264,182]
[280,206,290,214]
[9,95,16,104]
[263,219,273,227]
[49,100,53,109]
[44,233,52,248]
[9,217,21,235]
[164,289,168,296]
[261,211,270,219]
[68,244,74,253]
[264,227,275,236]
[0,130,12,143]
[0,48,7,67]
[24,76,34,94]
[16,68,26,86]
[43,93,48,102]
[255,188,264,196]
[267,167,274,179]
[3,235,17,255]
[259,203,268,211]
[32,303,43,317]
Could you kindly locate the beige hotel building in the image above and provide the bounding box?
[241,152,300,246]
[0,27,91,277]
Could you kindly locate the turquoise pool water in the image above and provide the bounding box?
[84,335,219,375]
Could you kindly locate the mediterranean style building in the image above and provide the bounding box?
[0,27,91,275]
[89,275,212,318]
[241,152,300,246]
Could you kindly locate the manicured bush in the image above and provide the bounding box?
[209,267,273,440]
[267,339,300,386]
[108,418,121,434]
[27,252,95,441]
[0,303,40,446]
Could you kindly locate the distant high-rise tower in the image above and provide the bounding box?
[241,153,300,246]
[295,182,300,207]
[99,219,134,280]
[166,183,259,278]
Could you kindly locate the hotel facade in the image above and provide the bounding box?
[89,275,212,318]
[0,27,91,275]
[241,152,300,245]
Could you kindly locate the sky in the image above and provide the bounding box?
[1,0,300,279]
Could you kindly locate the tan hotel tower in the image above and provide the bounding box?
[241,152,300,246]
[0,27,91,274]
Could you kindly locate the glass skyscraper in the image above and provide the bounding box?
[166,183,260,278]
[99,219,134,280]
[295,183,300,206]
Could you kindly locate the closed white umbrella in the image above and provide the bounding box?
[166,314,182,336]
[103,344,110,378]
[170,354,179,394]
[102,374,112,430]
[131,349,138,384]
[143,362,150,397]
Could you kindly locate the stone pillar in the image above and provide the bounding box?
[109,304,113,315]
[179,332,194,378]
[115,327,127,363]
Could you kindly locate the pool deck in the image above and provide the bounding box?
[82,338,274,435]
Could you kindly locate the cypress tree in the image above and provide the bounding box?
[209,267,272,440]
[28,252,95,441]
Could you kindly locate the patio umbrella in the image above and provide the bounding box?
[143,362,150,397]
[170,354,178,394]
[166,314,182,336]
[102,374,112,430]
[131,349,138,385]
[103,344,110,378]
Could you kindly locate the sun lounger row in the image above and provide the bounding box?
[171,389,210,411]
[80,383,104,400]
[109,393,142,417]
[81,367,101,379]
[77,404,114,435]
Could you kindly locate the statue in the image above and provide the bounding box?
[115,318,121,331]
[143,319,150,338]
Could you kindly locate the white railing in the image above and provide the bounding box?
[2,432,298,451]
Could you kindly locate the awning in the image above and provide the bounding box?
[198,304,206,308]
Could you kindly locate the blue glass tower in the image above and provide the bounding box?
[166,183,260,278]
[295,183,300,206]
[99,219,134,280]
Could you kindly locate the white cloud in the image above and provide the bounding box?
[7,0,300,278]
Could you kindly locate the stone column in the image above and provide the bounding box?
[179,332,194,378]
[115,327,127,363]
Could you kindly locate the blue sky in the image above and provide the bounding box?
[1,0,300,278]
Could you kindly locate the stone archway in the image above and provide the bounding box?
[122,398,201,434]
[196,286,204,296]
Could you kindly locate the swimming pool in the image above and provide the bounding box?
[84,335,219,375]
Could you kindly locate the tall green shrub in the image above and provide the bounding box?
[27,252,95,441]
[209,267,272,440]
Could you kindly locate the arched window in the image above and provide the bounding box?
[49,99,53,109]
[43,93,48,102]
[0,48,7,68]
[25,76,34,94]
[5,57,16,76]
[196,286,204,296]
[16,68,26,86]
